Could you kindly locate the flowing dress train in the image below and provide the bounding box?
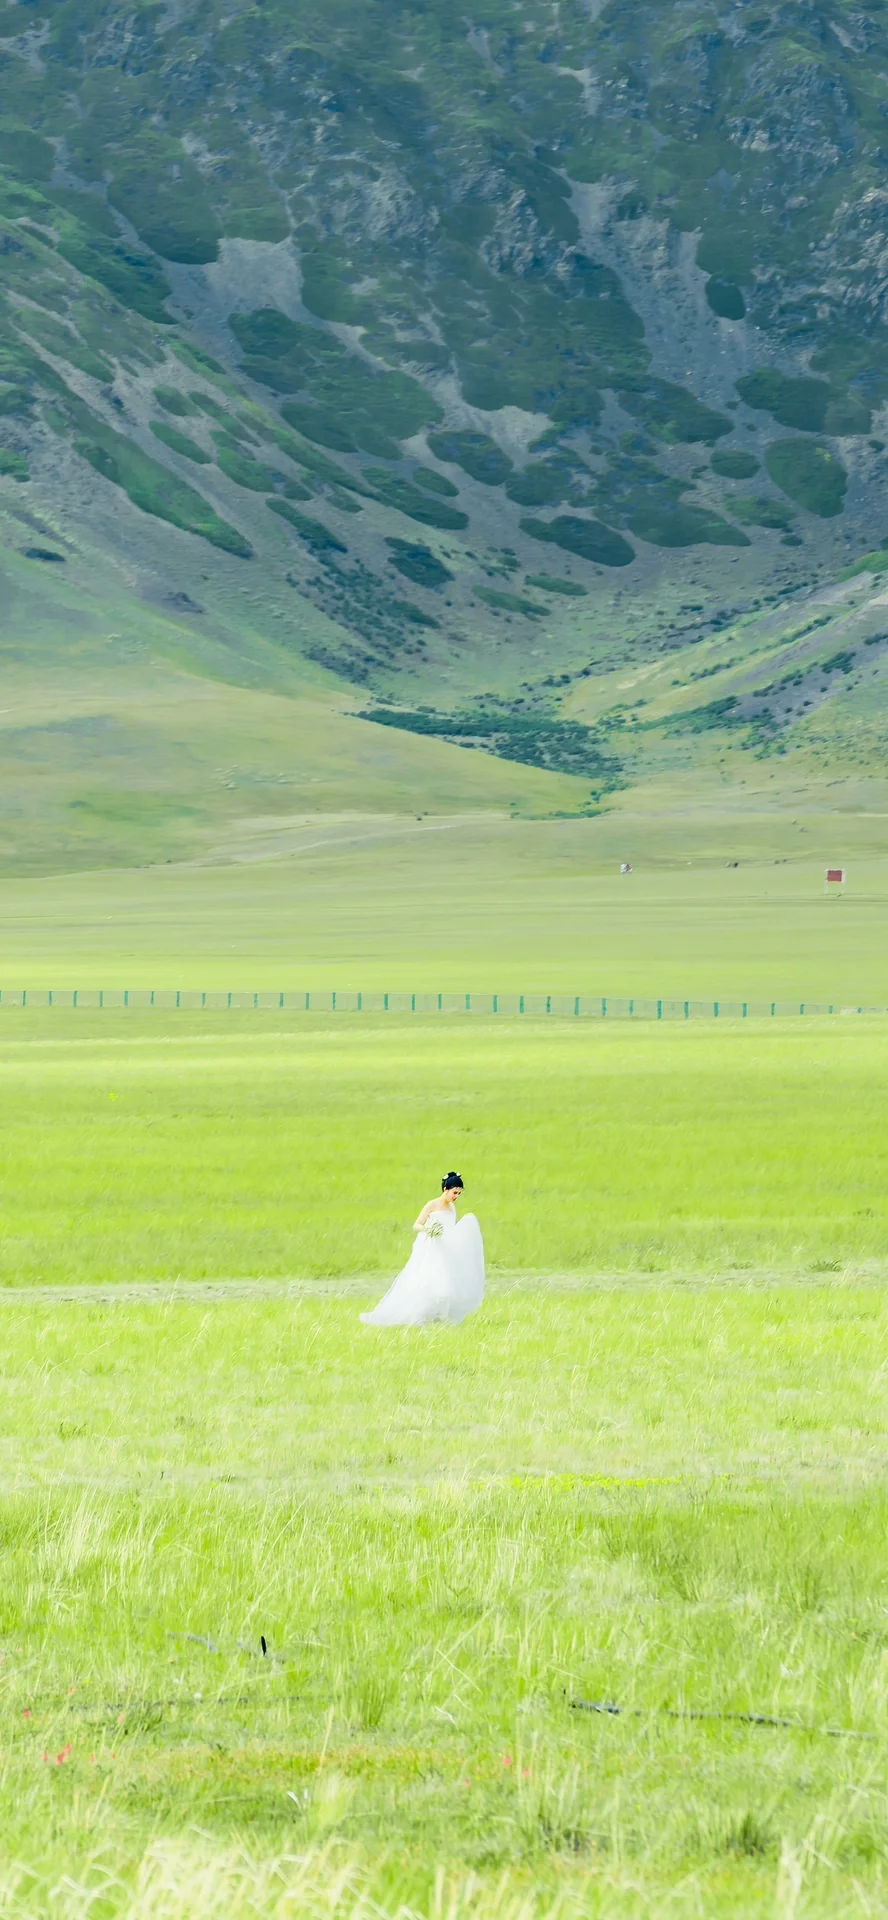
[360,1206,485,1326]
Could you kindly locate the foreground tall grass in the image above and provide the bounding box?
[0,1284,887,1915]
[1,1013,886,1915]
[0,1011,887,1283]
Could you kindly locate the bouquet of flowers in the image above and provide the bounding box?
[425,1219,444,1239]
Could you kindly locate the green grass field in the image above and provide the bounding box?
[0,1011,887,1914]
[2,1012,888,1284]
[1,806,886,1917]
[2,1275,888,1916]
[2,811,888,1001]
[4,5,888,1904]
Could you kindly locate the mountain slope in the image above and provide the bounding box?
[0,0,887,839]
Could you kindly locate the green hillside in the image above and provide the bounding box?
[0,0,887,846]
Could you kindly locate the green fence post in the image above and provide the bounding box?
[771,1002,776,1016]
[684,1001,689,1020]
[357,992,363,1011]
[519,995,525,1014]
[73,990,78,1008]
[800,1003,805,1016]
[574,996,580,1016]
[493,994,498,1013]
[124,990,129,1008]
[602,997,607,1017]
[176,990,181,1009]
[305,992,310,1011]
[466,994,471,1011]
[546,995,551,1014]
[48,990,53,1007]
[384,993,389,1011]
[742,1003,748,1018]
[332,991,337,1011]
[714,1001,719,1018]
[656,999,661,1019]
[438,993,443,1011]
[227,991,231,1009]
[201,992,206,1008]
[629,999,634,1016]
[150,990,155,1007]
[829,1004,834,1015]
[411,993,416,1012]
[22,989,27,1008]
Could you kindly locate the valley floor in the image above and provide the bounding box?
[1,805,888,1000]
[0,1000,884,1918]
[1,1275,886,1918]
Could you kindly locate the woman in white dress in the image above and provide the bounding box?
[360,1172,485,1327]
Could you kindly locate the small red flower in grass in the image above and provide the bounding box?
[55,1745,71,1765]
[42,1751,49,1762]
[22,1709,30,1718]
[89,1753,96,1765]
[501,1755,513,1768]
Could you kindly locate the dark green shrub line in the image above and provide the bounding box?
[711,449,759,480]
[364,467,468,530]
[271,430,373,496]
[765,439,847,518]
[150,420,211,464]
[411,465,459,498]
[46,392,251,556]
[628,503,750,549]
[525,574,587,596]
[729,495,795,532]
[359,706,623,783]
[0,447,28,480]
[737,370,871,438]
[217,445,281,491]
[521,515,635,567]
[153,385,200,418]
[385,539,453,589]
[475,586,549,618]
[266,498,347,551]
[427,429,513,486]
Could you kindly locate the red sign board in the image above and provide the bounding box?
[825,869,846,884]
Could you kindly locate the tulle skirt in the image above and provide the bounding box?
[360,1215,485,1327]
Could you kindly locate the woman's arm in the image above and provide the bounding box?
[412,1199,439,1231]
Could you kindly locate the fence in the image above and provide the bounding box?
[0,989,881,1019]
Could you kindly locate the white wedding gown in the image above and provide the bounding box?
[360,1206,485,1327]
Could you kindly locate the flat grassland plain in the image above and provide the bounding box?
[0,825,883,1918]
[2,808,888,1001]
[0,996,887,1917]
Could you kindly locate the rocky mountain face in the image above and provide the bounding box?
[0,0,887,787]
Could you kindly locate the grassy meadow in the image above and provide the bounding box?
[1,1275,888,1917]
[1,1011,887,1284]
[0,832,886,1919]
[2,808,888,1001]
[0,1010,885,1913]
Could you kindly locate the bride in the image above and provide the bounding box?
[360,1172,485,1327]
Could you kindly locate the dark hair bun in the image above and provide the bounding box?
[441,1170,464,1190]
